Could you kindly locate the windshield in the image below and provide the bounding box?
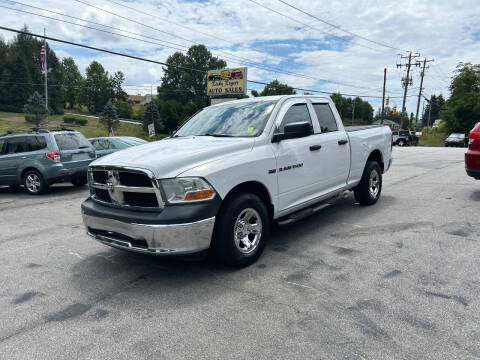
[174,101,277,137]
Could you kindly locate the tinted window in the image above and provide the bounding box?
[399,131,409,136]
[5,137,28,154]
[101,139,116,149]
[313,103,338,133]
[279,104,312,133]
[26,136,47,151]
[54,133,92,151]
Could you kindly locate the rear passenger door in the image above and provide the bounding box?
[0,136,28,184]
[310,102,350,191]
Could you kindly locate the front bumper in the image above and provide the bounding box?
[81,196,220,255]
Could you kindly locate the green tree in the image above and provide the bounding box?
[158,44,226,107]
[109,71,127,102]
[253,80,296,96]
[82,61,110,114]
[99,100,119,132]
[422,94,445,127]
[115,100,133,119]
[23,91,47,126]
[60,57,82,109]
[142,101,164,133]
[441,63,480,133]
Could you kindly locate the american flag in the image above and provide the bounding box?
[40,45,46,75]
[108,127,114,137]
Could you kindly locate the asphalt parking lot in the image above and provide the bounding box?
[1,147,479,359]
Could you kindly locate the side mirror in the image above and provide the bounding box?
[272,121,313,142]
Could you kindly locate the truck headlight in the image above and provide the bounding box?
[160,178,215,203]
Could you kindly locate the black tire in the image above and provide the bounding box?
[354,161,382,206]
[212,193,270,268]
[71,175,88,187]
[23,169,47,195]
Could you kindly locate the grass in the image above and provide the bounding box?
[419,133,448,147]
[0,111,161,140]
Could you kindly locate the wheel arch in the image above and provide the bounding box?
[367,149,384,173]
[20,166,44,183]
[220,181,274,220]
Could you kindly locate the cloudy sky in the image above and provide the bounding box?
[1,0,479,114]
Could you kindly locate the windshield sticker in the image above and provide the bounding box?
[247,127,254,133]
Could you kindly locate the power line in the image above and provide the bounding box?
[275,0,407,52]
[3,0,380,91]
[68,0,381,91]
[0,26,412,99]
[245,0,388,54]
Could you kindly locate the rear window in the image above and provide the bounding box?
[399,131,409,136]
[472,123,480,132]
[54,133,92,151]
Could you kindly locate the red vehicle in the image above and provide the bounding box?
[466,122,480,180]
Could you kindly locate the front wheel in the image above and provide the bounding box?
[212,193,270,268]
[354,161,382,206]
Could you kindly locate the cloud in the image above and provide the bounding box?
[1,0,478,112]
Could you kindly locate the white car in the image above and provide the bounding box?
[82,95,392,267]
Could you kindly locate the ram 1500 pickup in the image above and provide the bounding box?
[81,95,392,267]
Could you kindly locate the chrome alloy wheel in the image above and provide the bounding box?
[369,169,380,199]
[234,208,263,254]
[26,173,41,193]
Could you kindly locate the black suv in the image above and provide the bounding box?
[0,128,96,194]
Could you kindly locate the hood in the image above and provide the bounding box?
[91,136,255,178]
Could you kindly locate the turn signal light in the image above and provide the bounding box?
[184,189,214,201]
[46,151,60,162]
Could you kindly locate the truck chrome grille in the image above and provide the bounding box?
[89,167,164,210]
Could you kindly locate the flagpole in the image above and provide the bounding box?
[44,28,48,122]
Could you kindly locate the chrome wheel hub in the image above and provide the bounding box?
[234,208,262,254]
[369,170,380,198]
[26,174,41,193]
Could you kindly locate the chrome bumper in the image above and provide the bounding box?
[82,212,215,255]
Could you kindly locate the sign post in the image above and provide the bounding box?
[148,123,155,138]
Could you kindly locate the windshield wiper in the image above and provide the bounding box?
[201,133,234,137]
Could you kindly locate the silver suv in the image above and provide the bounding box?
[0,128,96,194]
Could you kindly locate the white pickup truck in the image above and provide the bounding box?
[82,95,392,267]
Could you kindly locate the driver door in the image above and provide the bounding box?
[271,99,323,215]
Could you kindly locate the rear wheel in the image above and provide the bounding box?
[23,170,47,195]
[71,175,88,187]
[212,193,270,268]
[354,161,382,206]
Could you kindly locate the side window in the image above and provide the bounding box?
[278,103,312,133]
[312,103,338,133]
[26,136,47,151]
[92,140,104,150]
[106,140,117,149]
[5,137,28,154]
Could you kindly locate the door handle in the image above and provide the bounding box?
[338,139,348,145]
[309,145,322,151]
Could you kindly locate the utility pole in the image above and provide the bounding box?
[351,98,355,125]
[381,68,386,124]
[44,28,48,122]
[415,58,434,129]
[397,52,420,128]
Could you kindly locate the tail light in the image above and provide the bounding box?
[46,151,60,162]
[469,132,480,150]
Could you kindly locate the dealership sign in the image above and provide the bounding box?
[207,67,247,97]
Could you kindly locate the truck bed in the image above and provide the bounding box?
[345,125,389,132]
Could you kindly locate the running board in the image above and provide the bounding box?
[276,191,349,226]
